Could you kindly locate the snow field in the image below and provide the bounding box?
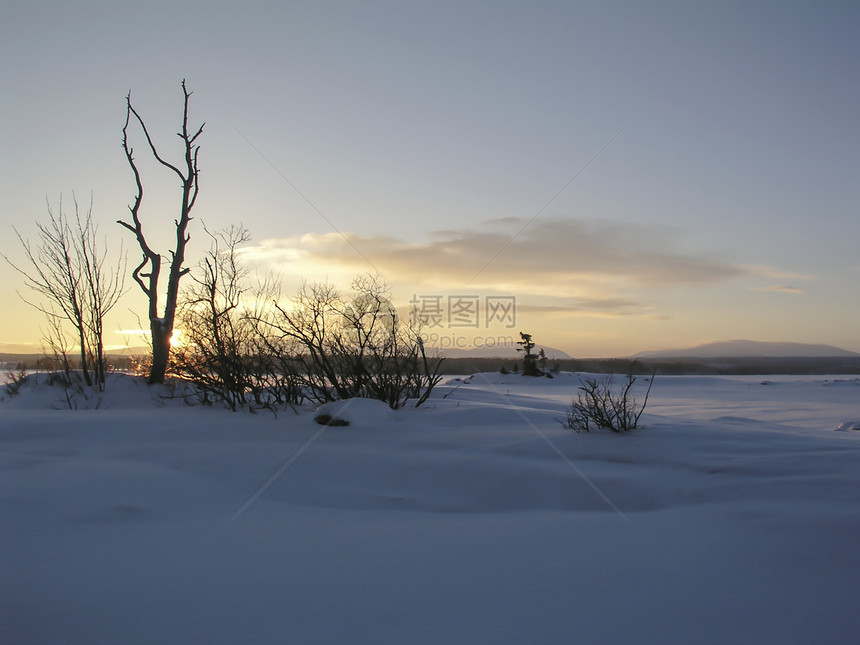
[2,372,860,643]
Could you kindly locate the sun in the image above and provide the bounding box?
[169,330,186,348]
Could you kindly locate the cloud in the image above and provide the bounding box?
[752,285,804,295]
[514,297,646,318]
[242,217,745,299]
[745,265,813,281]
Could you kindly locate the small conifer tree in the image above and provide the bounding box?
[516,332,542,376]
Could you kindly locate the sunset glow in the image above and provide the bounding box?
[2,2,858,357]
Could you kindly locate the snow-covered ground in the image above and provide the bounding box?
[2,372,859,644]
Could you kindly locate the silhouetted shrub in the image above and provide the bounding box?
[562,368,654,433]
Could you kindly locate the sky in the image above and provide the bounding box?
[1,0,858,357]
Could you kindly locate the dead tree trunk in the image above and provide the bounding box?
[118,80,203,384]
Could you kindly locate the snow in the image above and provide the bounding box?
[3,372,860,644]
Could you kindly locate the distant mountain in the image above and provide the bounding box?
[436,345,572,360]
[0,343,43,355]
[635,340,859,359]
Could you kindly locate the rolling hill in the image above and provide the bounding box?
[635,340,858,359]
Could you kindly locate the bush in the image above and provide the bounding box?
[257,275,444,409]
[170,225,444,412]
[171,226,306,412]
[561,369,655,433]
[212,273,445,411]
[3,365,28,397]
[171,226,271,411]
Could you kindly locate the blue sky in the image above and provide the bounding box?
[1,0,858,356]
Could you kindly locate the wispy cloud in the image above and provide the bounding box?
[745,265,814,282]
[514,297,646,318]
[752,285,804,295]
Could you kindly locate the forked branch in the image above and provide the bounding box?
[117,80,203,383]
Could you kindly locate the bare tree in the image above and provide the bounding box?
[77,202,126,386]
[118,80,203,384]
[172,224,255,409]
[42,307,75,385]
[4,195,125,390]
